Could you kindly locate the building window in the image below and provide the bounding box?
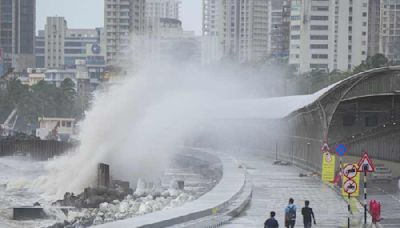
[310,16,328,20]
[291,35,300,40]
[312,54,328,59]
[291,15,301,20]
[311,25,329,30]
[291,25,301,31]
[310,44,328,49]
[310,64,328,68]
[311,6,329,11]
[310,35,328,40]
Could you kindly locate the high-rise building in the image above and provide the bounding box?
[379,0,400,63]
[202,0,269,63]
[267,0,289,59]
[44,17,67,69]
[289,0,368,73]
[131,0,146,35]
[238,0,269,62]
[146,0,180,19]
[368,0,381,57]
[104,0,146,64]
[334,0,369,71]
[366,0,400,63]
[201,0,225,64]
[281,0,291,59]
[0,0,36,74]
[202,0,224,37]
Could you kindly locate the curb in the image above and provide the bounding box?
[174,172,253,228]
[95,149,250,228]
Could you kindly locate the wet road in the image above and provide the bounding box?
[362,179,400,227]
[223,151,348,228]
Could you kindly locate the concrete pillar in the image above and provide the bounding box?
[177,180,184,190]
[97,163,110,188]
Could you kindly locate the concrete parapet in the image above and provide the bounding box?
[13,207,46,220]
[95,148,251,228]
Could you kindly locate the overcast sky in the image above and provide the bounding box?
[37,0,202,35]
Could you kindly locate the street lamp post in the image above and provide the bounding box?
[307,142,311,166]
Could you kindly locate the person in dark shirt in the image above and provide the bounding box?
[264,211,279,228]
[301,200,316,228]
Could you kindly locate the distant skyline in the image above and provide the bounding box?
[37,0,202,35]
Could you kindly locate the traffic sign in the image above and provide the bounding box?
[324,152,333,163]
[357,153,375,172]
[321,152,336,182]
[343,164,357,179]
[344,179,357,194]
[341,164,361,197]
[321,142,330,153]
[335,144,347,157]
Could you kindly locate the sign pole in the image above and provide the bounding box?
[348,193,351,228]
[357,152,376,226]
[364,171,367,225]
[340,156,343,179]
[335,144,347,182]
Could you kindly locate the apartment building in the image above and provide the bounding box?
[380,0,400,63]
[104,0,146,64]
[289,0,368,73]
[202,0,224,37]
[368,0,381,57]
[334,0,369,71]
[43,17,67,69]
[146,0,180,19]
[269,0,290,58]
[202,0,269,63]
[239,0,269,62]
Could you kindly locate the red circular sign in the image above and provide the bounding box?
[344,179,357,194]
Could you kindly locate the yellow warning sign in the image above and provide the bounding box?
[341,163,360,197]
[321,152,336,182]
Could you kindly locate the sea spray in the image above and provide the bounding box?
[32,62,252,199]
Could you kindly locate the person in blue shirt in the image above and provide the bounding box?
[284,198,297,228]
[264,211,279,228]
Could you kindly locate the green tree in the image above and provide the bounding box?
[31,80,59,117]
[60,78,76,102]
[366,53,388,68]
[59,78,77,117]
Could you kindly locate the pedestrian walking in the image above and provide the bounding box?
[284,198,296,228]
[264,211,279,228]
[301,200,316,228]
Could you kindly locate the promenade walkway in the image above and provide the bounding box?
[224,150,349,228]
